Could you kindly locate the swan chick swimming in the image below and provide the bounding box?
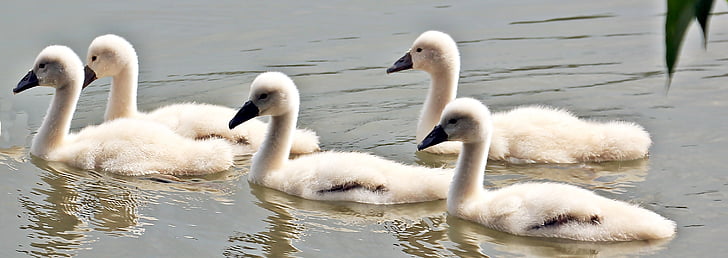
[418,98,676,241]
[82,34,319,154]
[14,45,233,176]
[228,72,452,204]
[388,30,651,163]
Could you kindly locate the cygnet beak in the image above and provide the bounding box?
[229,100,260,129]
[386,52,413,74]
[418,125,449,151]
[13,70,40,94]
[82,65,98,89]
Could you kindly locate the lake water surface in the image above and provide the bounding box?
[1,0,727,257]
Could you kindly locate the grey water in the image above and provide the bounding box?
[1,0,727,257]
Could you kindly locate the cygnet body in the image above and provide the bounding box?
[14,45,233,176]
[388,31,651,163]
[418,98,675,241]
[229,72,452,204]
[83,34,319,154]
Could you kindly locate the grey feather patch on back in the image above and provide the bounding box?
[317,181,388,194]
[194,134,224,140]
[529,214,601,231]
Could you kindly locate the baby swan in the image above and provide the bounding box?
[14,45,233,176]
[418,98,676,241]
[388,31,651,163]
[82,34,319,154]
[228,72,452,204]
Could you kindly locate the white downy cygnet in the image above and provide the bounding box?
[228,72,452,204]
[418,98,675,241]
[13,45,233,176]
[83,34,319,154]
[388,31,651,163]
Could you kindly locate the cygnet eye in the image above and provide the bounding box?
[91,56,97,61]
[416,48,423,52]
[259,93,268,100]
[38,63,45,69]
[448,118,457,124]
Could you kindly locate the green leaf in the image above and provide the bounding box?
[695,0,715,47]
[664,0,715,90]
[665,0,697,87]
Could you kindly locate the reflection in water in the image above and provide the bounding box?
[485,159,650,194]
[223,185,303,257]
[383,214,450,257]
[17,156,245,257]
[17,157,145,256]
[415,149,650,196]
[0,146,25,170]
[416,151,650,194]
[446,215,671,257]
[414,150,458,168]
[223,183,448,257]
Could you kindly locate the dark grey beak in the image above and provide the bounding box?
[417,125,449,151]
[13,70,40,94]
[229,100,260,129]
[82,65,98,89]
[386,52,413,74]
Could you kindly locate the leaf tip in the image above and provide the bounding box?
[665,72,673,95]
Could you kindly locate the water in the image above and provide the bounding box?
[1,0,727,256]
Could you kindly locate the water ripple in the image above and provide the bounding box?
[458,33,646,44]
[510,14,615,25]
[703,73,728,79]
[265,64,317,68]
[239,48,262,52]
[329,36,360,41]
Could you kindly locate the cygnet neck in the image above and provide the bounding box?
[417,66,459,142]
[448,137,490,214]
[106,62,139,121]
[32,79,82,158]
[249,110,297,184]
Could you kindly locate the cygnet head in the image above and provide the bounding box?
[418,98,492,150]
[82,34,138,88]
[387,30,460,74]
[14,45,84,94]
[229,72,299,129]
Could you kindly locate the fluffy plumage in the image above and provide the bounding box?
[83,34,319,154]
[419,98,675,241]
[14,45,233,176]
[229,72,452,204]
[490,106,651,163]
[388,30,651,163]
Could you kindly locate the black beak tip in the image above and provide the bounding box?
[229,101,260,130]
[13,70,40,94]
[386,52,413,74]
[228,120,238,130]
[416,142,429,151]
[82,65,98,89]
[417,125,449,151]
